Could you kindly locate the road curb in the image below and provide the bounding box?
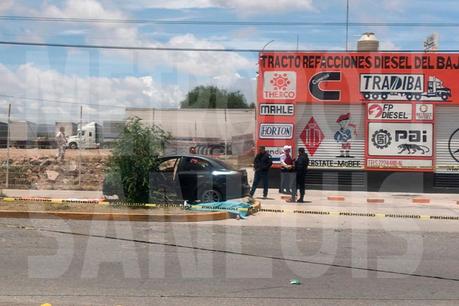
[0,210,231,222]
[0,197,261,222]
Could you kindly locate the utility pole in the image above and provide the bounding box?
[224,108,228,160]
[346,0,350,51]
[78,105,82,187]
[5,103,11,189]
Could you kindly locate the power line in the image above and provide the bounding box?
[0,94,127,109]
[1,15,459,27]
[1,40,455,52]
[0,40,263,52]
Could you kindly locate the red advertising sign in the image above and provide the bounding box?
[365,103,435,171]
[300,117,324,156]
[258,52,459,104]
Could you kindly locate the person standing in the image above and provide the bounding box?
[55,126,67,162]
[291,147,309,203]
[279,145,294,194]
[249,146,272,199]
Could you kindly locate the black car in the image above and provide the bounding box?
[151,155,250,203]
[104,155,250,203]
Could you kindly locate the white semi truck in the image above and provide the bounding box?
[360,74,451,101]
[67,122,102,149]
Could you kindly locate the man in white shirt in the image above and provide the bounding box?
[56,127,67,161]
[279,145,294,194]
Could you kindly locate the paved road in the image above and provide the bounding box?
[0,215,458,305]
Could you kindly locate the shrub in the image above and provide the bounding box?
[106,117,170,203]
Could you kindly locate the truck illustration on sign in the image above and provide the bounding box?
[360,74,451,101]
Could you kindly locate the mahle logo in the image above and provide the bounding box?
[263,72,296,100]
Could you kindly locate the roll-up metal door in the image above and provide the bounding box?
[295,104,365,170]
[434,106,459,187]
[435,106,459,173]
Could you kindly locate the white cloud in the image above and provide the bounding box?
[44,0,125,19]
[212,73,256,102]
[0,63,185,122]
[379,40,400,51]
[108,0,315,14]
[0,0,13,14]
[382,0,406,13]
[0,0,272,116]
[215,0,315,14]
[34,0,252,77]
[164,34,252,76]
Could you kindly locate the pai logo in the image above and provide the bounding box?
[263,72,296,100]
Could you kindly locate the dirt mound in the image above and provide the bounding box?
[0,149,110,190]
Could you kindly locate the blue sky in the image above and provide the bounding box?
[1,0,459,122]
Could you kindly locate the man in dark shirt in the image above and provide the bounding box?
[249,146,273,198]
[292,147,309,203]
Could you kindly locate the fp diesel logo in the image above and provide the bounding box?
[263,72,296,100]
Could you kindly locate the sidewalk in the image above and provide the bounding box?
[1,189,103,199]
[251,189,459,217]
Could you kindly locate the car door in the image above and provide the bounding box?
[177,157,213,201]
[78,130,86,148]
[87,130,95,148]
[150,157,181,202]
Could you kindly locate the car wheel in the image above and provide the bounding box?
[200,188,222,203]
[69,142,78,149]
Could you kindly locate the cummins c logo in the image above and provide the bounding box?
[309,72,341,101]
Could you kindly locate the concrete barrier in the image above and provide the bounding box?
[367,198,385,204]
[413,198,430,204]
[327,195,345,201]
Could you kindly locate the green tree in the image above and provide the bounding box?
[105,117,170,203]
[180,85,253,109]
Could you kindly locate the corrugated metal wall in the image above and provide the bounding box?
[126,108,255,139]
[295,104,365,170]
[435,106,459,174]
